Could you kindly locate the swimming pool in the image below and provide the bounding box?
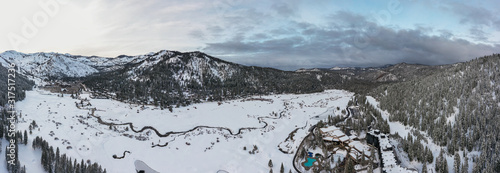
[303,158,317,167]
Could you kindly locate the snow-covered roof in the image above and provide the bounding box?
[330,130,346,137]
[348,141,372,157]
[339,136,350,142]
[323,136,340,141]
[321,125,353,143]
[368,130,417,173]
[320,126,340,133]
[348,151,359,160]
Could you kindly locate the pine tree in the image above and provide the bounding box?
[344,157,354,173]
[454,152,461,173]
[0,123,3,139]
[56,147,60,163]
[17,131,23,144]
[426,147,433,163]
[74,159,79,173]
[20,165,26,173]
[268,159,273,168]
[461,156,469,173]
[81,159,86,173]
[442,156,449,173]
[435,150,442,173]
[280,163,284,173]
[23,130,28,145]
[41,147,48,171]
[436,149,452,173]
[67,155,73,173]
[422,163,428,173]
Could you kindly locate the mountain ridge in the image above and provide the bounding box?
[1,49,494,108]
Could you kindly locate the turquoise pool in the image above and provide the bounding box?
[303,158,317,167]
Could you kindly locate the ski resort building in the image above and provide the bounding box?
[319,126,372,163]
[367,130,417,173]
[320,126,350,147]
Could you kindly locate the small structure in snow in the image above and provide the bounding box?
[134,160,160,173]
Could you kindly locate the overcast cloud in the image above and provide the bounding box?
[1,0,499,70]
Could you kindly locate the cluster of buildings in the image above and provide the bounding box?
[41,81,84,94]
[317,126,418,172]
[367,130,417,173]
[319,126,372,163]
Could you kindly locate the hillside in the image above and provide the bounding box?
[300,63,449,83]
[371,54,500,172]
[0,50,407,109]
[0,65,34,105]
[80,50,352,107]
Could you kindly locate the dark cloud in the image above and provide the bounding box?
[271,2,296,17]
[189,30,205,40]
[442,1,500,41]
[445,2,500,29]
[327,11,369,28]
[222,8,267,30]
[249,33,270,40]
[207,25,224,34]
[469,27,488,41]
[438,30,454,39]
[204,11,500,70]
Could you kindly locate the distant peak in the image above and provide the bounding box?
[1,50,22,55]
[4,50,19,53]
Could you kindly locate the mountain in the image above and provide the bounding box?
[299,62,449,83]
[0,50,151,82]
[0,50,428,108]
[0,50,459,109]
[81,50,336,107]
[0,50,99,80]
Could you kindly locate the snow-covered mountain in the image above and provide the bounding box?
[0,50,244,86]
[0,50,98,79]
[0,49,411,107]
[123,50,241,85]
[0,50,153,82]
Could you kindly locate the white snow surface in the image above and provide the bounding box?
[13,89,353,173]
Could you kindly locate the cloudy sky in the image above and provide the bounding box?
[1,0,499,70]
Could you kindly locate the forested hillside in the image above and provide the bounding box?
[0,65,34,105]
[0,50,398,108]
[81,50,451,110]
[372,54,500,172]
[80,51,374,108]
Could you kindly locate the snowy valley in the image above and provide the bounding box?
[0,51,498,173]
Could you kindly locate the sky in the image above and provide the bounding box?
[1,0,499,70]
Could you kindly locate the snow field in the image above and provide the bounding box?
[13,89,353,172]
